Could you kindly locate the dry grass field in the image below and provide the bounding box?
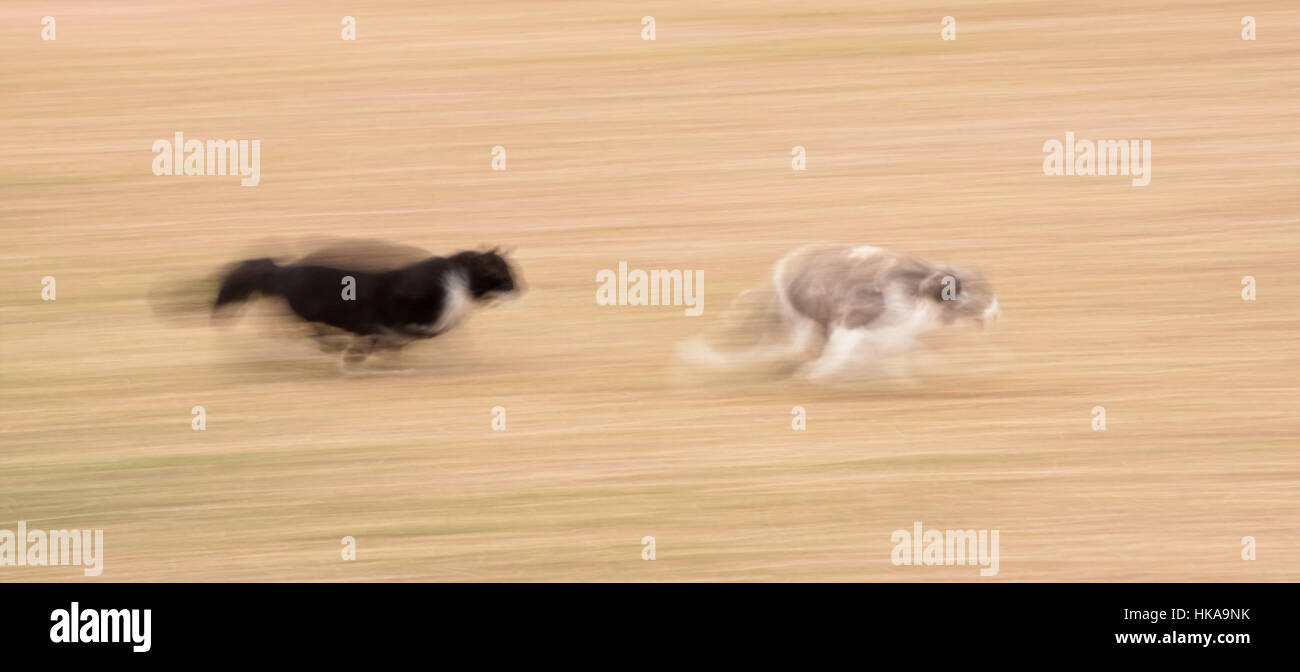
[1,1,1297,581]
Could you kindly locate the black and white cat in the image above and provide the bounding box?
[213,244,519,371]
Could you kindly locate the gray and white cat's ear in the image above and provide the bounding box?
[919,268,962,302]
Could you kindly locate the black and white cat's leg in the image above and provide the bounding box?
[311,324,348,353]
[337,334,379,373]
[371,332,418,374]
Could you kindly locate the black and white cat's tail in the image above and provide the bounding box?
[213,258,281,312]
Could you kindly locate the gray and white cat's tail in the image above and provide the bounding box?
[675,265,820,370]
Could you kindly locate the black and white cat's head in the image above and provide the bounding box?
[450,248,521,301]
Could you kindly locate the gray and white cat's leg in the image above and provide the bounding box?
[783,310,824,359]
[869,325,922,384]
[799,326,873,380]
